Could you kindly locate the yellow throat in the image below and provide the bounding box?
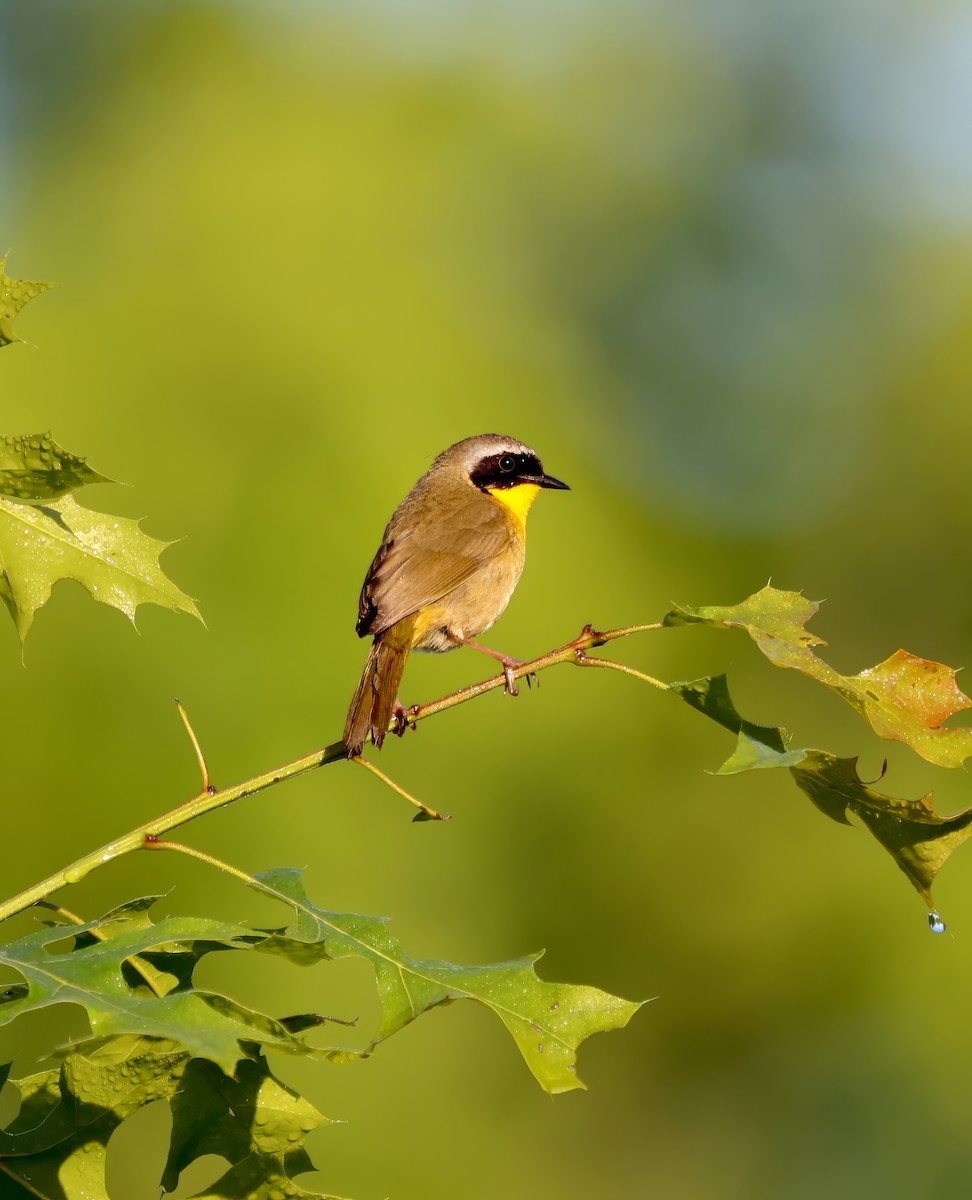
[487,482,541,532]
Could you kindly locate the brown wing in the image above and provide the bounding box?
[356,489,512,638]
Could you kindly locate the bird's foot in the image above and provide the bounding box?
[391,698,416,737]
[454,636,537,696]
[500,657,538,696]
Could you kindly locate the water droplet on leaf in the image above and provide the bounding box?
[929,912,946,934]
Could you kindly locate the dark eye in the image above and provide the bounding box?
[499,455,516,473]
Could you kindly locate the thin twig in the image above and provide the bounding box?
[351,755,450,822]
[175,698,211,792]
[146,839,267,890]
[0,739,348,923]
[33,899,88,926]
[573,651,669,689]
[0,620,667,924]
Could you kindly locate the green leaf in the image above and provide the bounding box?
[670,673,972,920]
[162,1056,339,1200]
[0,258,53,347]
[0,1036,188,1198]
[0,1064,64,1152]
[0,433,113,503]
[790,752,972,913]
[0,904,304,1075]
[669,675,805,773]
[666,585,972,767]
[0,878,641,1193]
[671,674,788,752]
[251,868,642,1095]
[0,492,201,641]
[60,893,195,998]
[718,730,808,774]
[0,1040,341,1198]
[664,586,826,670]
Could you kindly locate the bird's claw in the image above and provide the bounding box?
[392,700,416,737]
[501,657,536,696]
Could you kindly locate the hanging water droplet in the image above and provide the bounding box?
[928,912,946,934]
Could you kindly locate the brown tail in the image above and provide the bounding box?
[344,613,417,756]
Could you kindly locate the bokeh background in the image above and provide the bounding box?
[3,1,972,1196]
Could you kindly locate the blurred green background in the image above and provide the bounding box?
[3,1,972,1196]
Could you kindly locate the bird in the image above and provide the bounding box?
[343,434,569,757]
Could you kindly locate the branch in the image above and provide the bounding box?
[0,622,664,924]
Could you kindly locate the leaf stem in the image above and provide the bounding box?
[147,838,266,891]
[0,621,666,924]
[351,755,450,821]
[573,651,669,689]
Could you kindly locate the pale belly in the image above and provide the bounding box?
[411,546,526,653]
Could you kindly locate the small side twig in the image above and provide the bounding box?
[175,698,212,793]
[351,755,451,822]
[573,651,668,689]
[0,620,668,924]
[145,838,266,891]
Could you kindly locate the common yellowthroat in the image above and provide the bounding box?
[344,434,569,756]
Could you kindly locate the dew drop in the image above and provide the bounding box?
[929,912,946,935]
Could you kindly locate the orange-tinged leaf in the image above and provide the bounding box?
[852,650,972,766]
[666,586,972,768]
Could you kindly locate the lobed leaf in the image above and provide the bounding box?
[670,674,795,764]
[0,433,113,503]
[163,1057,338,1199]
[0,874,638,1194]
[671,673,972,922]
[251,868,643,1095]
[0,1036,188,1197]
[0,905,302,1075]
[0,258,52,347]
[850,650,972,767]
[0,492,201,641]
[666,585,972,767]
[0,1040,339,1200]
[790,752,972,912]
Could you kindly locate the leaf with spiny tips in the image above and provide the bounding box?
[0,257,53,347]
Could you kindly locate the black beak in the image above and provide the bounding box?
[531,473,570,491]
